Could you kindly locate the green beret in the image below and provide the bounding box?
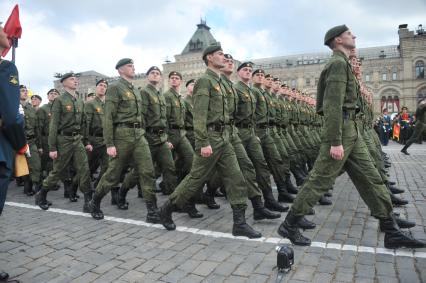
[185,79,195,88]
[96,78,109,86]
[237,61,254,72]
[324,25,349,46]
[87,92,95,97]
[168,71,182,79]
[273,77,280,82]
[19,84,27,89]
[252,69,265,76]
[60,72,77,83]
[47,88,59,95]
[115,58,133,70]
[146,66,162,76]
[202,43,222,60]
[224,54,233,60]
[265,74,271,79]
[31,94,42,101]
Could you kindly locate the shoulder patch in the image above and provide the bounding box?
[9,75,18,86]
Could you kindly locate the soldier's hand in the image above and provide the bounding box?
[49,151,58,160]
[85,144,93,152]
[330,145,344,160]
[167,142,174,149]
[107,146,117,158]
[200,145,213,158]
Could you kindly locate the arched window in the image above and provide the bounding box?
[416,61,425,79]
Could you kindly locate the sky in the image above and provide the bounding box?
[1,0,425,96]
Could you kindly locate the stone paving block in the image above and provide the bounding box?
[312,272,333,283]
[291,265,315,281]
[178,273,204,283]
[92,259,124,274]
[92,267,128,283]
[118,270,146,282]
[192,261,219,277]
[160,269,188,283]
[69,272,100,283]
[398,268,421,283]
[153,260,178,274]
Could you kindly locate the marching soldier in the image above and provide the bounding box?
[160,44,262,238]
[35,73,92,211]
[401,98,426,155]
[184,79,196,149]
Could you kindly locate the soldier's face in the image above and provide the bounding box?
[148,70,162,84]
[186,83,194,95]
[338,30,356,49]
[272,81,280,92]
[209,50,225,69]
[120,64,135,79]
[264,77,272,88]
[169,75,182,88]
[0,26,10,50]
[31,97,41,107]
[222,58,234,74]
[96,82,108,96]
[20,88,28,100]
[238,67,252,82]
[47,92,57,102]
[252,73,264,84]
[63,76,78,90]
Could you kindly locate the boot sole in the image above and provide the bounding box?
[277,228,311,246]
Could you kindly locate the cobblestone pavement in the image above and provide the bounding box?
[0,141,425,283]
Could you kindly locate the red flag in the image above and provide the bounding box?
[1,5,22,57]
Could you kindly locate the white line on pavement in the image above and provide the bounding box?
[6,201,426,259]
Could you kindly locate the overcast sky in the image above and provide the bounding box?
[1,0,424,96]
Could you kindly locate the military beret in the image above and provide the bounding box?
[96,78,108,86]
[87,92,95,97]
[60,72,77,83]
[273,77,280,82]
[115,58,133,70]
[185,79,195,88]
[281,84,288,88]
[202,43,222,60]
[31,94,42,101]
[168,71,182,79]
[146,66,162,76]
[237,61,254,72]
[47,88,59,95]
[324,25,349,46]
[265,74,271,79]
[19,85,27,89]
[401,106,408,110]
[252,69,265,76]
[224,54,233,60]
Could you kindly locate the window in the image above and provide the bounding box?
[305,78,310,86]
[416,61,424,79]
[291,79,296,88]
[365,74,370,82]
[382,73,387,81]
[392,72,397,80]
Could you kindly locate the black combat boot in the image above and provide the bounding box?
[117,186,129,210]
[386,182,404,194]
[380,216,426,249]
[34,188,50,210]
[297,216,316,230]
[184,202,203,218]
[63,180,72,198]
[159,200,177,230]
[33,182,42,194]
[68,183,78,202]
[250,196,281,220]
[379,213,415,231]
[276,185,295,204]
[285,174,298,194]
[23,176,34,196]
[318,194,332,205]
[232,207,262,238]
[90,193,104,220]
[146,200,161,223]
[277,210,311,246]
[83,191,93,213]
[390,193,408,206]
[388,181,396,186]
[400,143,411,155]
[110,187,119,205]
[264,187,290,211]
[204,186,220,209]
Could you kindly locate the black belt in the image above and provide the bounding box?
[58,131,80,136]
[236,122,254,129]
[146,127,166,134]
[207,123,225,132]
[115,122,141,128]
[169,125,184,130]
[257,123,269,129]
[26,134,35,140]
[185,126,194,131]
[90,133,103,137]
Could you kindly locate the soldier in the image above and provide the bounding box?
[84,79,109,189]
[35,73,92,212]
[251,69,295,203]
[159,44,262,238]
[89,58,160,223]
[86,92,96,102]
[401,98,426,155]
[277,25,424,249]
[31,94,42,110]
[0,21,28,282]
[184,79,195,149]
[20,85,42,196]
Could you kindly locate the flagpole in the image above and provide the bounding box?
[11,37,18,64]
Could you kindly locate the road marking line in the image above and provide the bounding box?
[5,201,426,258]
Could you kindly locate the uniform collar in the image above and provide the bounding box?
[206,68,220,82]
[169,88,180,98]
[220,74,232,84]
[333,50,349,62]
[64,91,77,100]
[119,77,134,89]
[147,83,159,93]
